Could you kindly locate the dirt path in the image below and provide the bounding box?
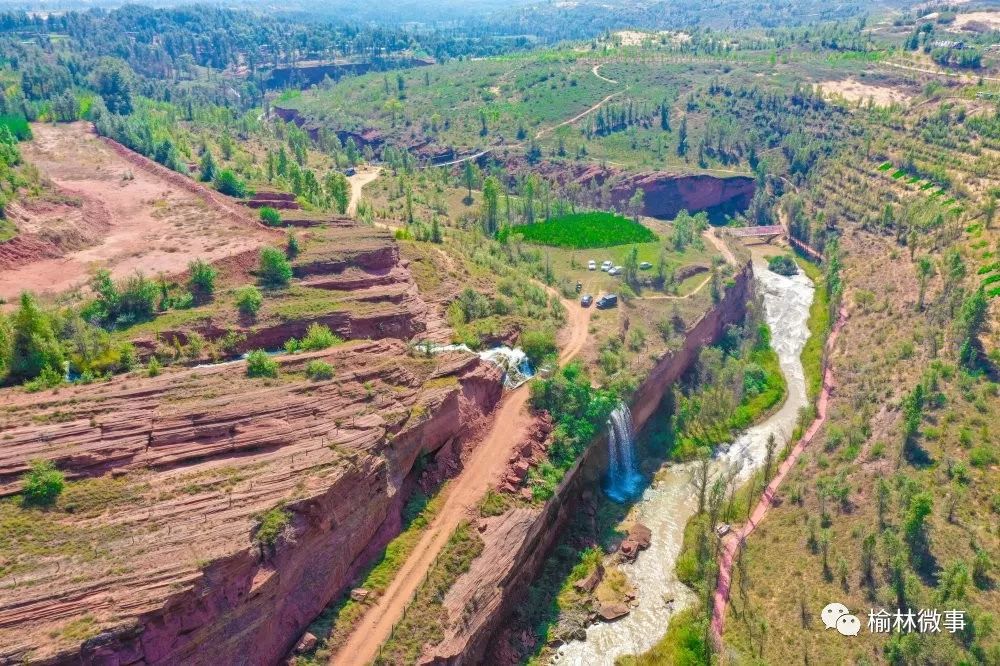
[709,306,848,645]
[535,91,626,140]
[881,59,1000,83]
[347,166,382,216]
[331,295,591,666]
[592,63,618,84]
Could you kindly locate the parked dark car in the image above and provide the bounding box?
[580,293,593,307]
[596,294,618,309]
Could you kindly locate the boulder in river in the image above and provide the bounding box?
[598,603,631,622]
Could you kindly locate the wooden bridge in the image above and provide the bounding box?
[727,225,784,239]
[723,224,823,261]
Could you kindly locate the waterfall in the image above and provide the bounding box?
[417,342,535,389]
[605,403,643,502]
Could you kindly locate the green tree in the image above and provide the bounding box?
[677,116,688,156]
[623,246,640,287]
[904,492,933,571]
[956,287,988,370]
[916,257,933,311]
[21,459,64,506]
[90,59,134,115]
[482,176,500,236]
[258,247,292,288]
[324,171,350,214]
[199,149,217,183]
[8,293,64,382]
[462,161,479,203]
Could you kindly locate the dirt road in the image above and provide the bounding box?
[331,297,591,666]
[347,166,382,216]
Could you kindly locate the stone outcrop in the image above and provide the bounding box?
[611,171,755,220]
[424,260,754,665]
[0,339,503,664]
[502,159,755,220]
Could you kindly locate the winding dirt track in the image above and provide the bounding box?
[331,294,591,666]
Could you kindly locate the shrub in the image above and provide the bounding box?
[259,207,282,227]
[147,356,161,377]
[8,292,64,382]
[252,506,292,548]
[258,247,293,288]
[187,259,217,304]
[235,286,263,317]
[286,232,300,258]
[214,169,249,198]
[520,328,557,366]
[21,459,65,506]
[768,255,798,276]
[305,360,334,380]
[300,323,342,351]
[246,349,278,378]
[87,270,158,328]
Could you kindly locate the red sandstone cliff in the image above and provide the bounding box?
[0,341,503,665]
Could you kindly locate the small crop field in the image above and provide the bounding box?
[506,212,657,248]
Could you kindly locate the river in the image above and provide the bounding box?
[553,257,815,665]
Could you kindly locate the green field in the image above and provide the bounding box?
[502,212,657,248]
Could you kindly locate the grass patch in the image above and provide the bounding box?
[0,218,16,242]
[501,212,657,249]
[619,606,710,666]
[877,161,893,171]
[795,256,830,401]
[373,521,484,665]
[890,169,906,179]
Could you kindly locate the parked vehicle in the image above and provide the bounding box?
[596,294,618,309]
[587,260,597,271]
[639,261,653,270]
[600,260,613,272]
[607,267,621,276]
[580,293,593,307]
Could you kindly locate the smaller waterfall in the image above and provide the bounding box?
[417,342,535,389]
[605,403,644,502]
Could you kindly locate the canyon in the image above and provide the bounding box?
[423,259,754,664]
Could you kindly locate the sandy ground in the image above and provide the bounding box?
[953,11,1000,31]
[330,291,592,666]
[820,78,911,107]
[614,30,651,47]
[0,123,271,300]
